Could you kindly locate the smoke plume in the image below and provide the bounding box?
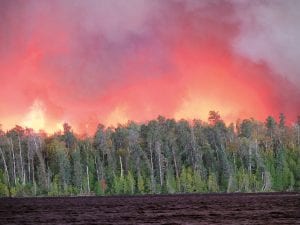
[0,0,299,133]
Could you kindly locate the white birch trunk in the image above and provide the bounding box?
[9,139,17,185]
[86,165,90,193]
[119,156,123,178]
[156,141,163,187]
[18,136,25,185]
[27,144,31,183]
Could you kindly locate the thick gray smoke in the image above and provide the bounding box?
[0,0,299,133]
[233,0,300,86]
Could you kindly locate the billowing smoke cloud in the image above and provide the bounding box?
[0,0,299,134]
[233,0,300,86]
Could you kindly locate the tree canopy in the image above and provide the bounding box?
[0,113,299,197]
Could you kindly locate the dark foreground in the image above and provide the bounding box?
[0,193,299,224]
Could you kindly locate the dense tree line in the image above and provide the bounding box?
[0,112,300,197]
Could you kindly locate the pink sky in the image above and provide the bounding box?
[0,0,299,134]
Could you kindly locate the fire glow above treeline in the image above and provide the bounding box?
[0,0,300,134]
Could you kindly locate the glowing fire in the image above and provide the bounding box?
[0,1,299,134]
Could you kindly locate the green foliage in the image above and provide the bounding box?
[166,170,177,194]
[226,175,237,193]
[236,169,250,192]
[14,182,28,197]
[71,149,82,191]
[112,175,123,194]
[265,116,276,137]
[208,172,219,192]
[48,175,60,196]
[0,183,8,196]
[125,172,135,195]
[180,167,194,193]
[137,174,145,194]
[239,119,253,138]
[0,114,300,196]
[95,179,107,196]
[193,171,207,193]
[279,113,286,129]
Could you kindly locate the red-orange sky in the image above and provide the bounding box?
[0,0,300,134]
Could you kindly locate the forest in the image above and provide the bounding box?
[0,111,299,197]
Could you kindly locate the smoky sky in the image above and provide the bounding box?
[0,0,299,133]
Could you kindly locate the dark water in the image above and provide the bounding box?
[0,192,299,224]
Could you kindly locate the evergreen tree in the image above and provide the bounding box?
[0,113,299,196]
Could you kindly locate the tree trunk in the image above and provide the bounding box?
[32,157,35,194]
[95,156,100,182]
[155,141,163,188]
[18,136,25,185]
[32,158,37,195]
[171,146,179,181]
[27,139,31,183]
[9,139,17,185]
[33,136,47,189]
[119,156,123,178]
[149,142,155,193]
[86,165,90,193]
[47,165,51,190]
[248,143,252,174]
[190,127,197,171]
